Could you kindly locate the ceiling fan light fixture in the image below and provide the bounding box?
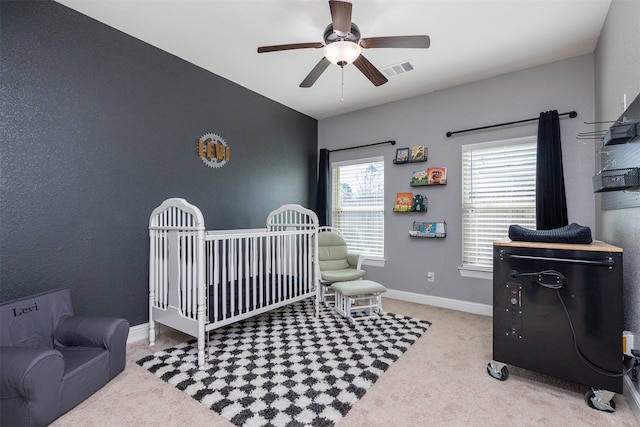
[323,40,361,66]
[257,2,429,88]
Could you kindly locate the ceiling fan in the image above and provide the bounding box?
[257,0,430,88]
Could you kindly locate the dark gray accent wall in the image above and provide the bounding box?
[0,1,317,325]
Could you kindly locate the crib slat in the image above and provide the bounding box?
[186,233,191,317]
[224,239,228,319]
[233,237,240,315]
[157,231,162,308]
[240,238,245,312]
[258,236,264,308]
[180,233,185,314]
[277,234,282,302]
[229,238,234,316]
[190,232,196,319]
[251,237,258,310]
[213,239,219,322]
[244,237,250,313]
[162,230,168,308]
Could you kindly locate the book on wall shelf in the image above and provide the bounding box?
[394,192,413,212]
[427,167,447,185]
[410,145,426,162]
[411,170,429,186]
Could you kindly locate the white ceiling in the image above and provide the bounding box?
[55,0,611,120]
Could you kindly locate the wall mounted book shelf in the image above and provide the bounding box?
[410,168,447,186]
[394,145,427,164]
[393,192,427,212]
[409,221,447,238]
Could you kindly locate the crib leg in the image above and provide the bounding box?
[205,330,212,361]
[149,320,156,346]
[149,289,156,346]
[197,326,205,369]
[315,286,320,318]
[197,339,205,369]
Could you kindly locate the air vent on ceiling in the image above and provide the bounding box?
[381,60,415,78]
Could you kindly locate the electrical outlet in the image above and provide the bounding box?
[426,272,435,282]
[624,331,635,356]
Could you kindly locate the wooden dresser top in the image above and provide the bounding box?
[494,240,623,252]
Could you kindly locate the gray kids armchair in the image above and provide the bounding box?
[0,288,129,427]
[317,227,366,305]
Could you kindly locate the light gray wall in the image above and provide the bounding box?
[319,54,596,306]
[594,0,640,355]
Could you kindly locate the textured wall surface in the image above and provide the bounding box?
[0,1,317,325]
[594,0,640,338]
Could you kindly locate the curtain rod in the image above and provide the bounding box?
[328,140,395,153]
[446,111,577,137]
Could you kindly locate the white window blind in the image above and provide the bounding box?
[331,157,384,259]
[462,137,537,270]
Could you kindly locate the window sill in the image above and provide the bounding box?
[363,257,385,267]
[458,266,492,281]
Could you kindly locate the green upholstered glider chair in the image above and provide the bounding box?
[317,227,365,305]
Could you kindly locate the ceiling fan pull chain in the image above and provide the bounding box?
[341,65,345,103]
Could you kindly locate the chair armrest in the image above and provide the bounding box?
[55,316,129,376]
[0,347,64,426]
[347,253,364,270]
[55,316,129,349]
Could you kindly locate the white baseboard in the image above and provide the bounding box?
[127,290,493,344]
[127,290,492,343]
[384,288,493,316]
[128,321,176,343]
[624,374,640,423]
[128,322,149,343]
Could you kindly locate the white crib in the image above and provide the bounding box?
[148,198,319,368]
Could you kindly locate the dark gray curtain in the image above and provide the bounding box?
[315,149,330,226]
[536,110,568,230]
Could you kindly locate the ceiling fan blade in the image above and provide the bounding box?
[360,35,431,49]
[300,57,331,88]
[353,55,388,87]
[257,42,324,53]
[329,0,352,35]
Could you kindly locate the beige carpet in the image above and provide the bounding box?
[52,298,638,427]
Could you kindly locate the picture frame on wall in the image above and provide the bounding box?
[395,147,410,163]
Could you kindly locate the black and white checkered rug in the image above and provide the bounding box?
[137,298,430,427]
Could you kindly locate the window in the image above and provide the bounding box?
[462,136,537,271]
[331,156,384,261]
